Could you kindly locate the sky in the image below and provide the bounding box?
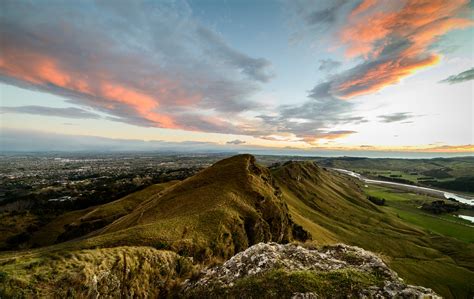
[1,0,473,154]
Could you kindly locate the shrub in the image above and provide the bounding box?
[421,200,460,214]
[367,196,385,206]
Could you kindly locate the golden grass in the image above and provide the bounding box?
[28,181,178,247]
[74,154,304,260]
[0,246,195,298]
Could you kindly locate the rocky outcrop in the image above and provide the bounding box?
[183,242,440,298]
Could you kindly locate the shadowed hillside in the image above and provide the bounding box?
[27,180,179,248]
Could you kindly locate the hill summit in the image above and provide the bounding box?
[81,154,309,260]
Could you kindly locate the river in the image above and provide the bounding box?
[332,168,474,223]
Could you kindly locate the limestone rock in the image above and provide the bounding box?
[183,242,440,298]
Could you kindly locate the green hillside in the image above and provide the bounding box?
[28,180,179,247]
[79,154,307,259]
[272,161,474,298]
[0,155,472,298]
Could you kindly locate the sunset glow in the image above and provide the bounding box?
[1,0,472,154]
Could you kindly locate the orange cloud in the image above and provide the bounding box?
[343,0,471,58]
[100,82,178,128]
[302,130,357,144]
[0,45,195,129]
[424,144,474,153]
[336,54,440,99]
[364,144,474,153]
[321,131,355,140]
[336,0,472,98]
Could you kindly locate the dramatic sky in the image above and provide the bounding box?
[1,0,473,153]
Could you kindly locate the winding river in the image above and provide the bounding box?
[333,168,474,223]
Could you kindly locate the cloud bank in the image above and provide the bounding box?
[440,67,474,84]
[1,129,470,156]
[0,0,365,144]
[318,59,342,73]
[291,0,472,99]
[1,106,102,119]
[378,112,414,123]
[259,0,472,145]
[0,0,272,135]
[226,139,246,145]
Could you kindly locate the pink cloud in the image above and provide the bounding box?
[336,0,472,98]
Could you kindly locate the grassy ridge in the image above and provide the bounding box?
[272,161,474,298]
[79,154,306,260]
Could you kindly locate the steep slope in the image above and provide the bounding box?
[27,180,178,247]
[272,161,418,245]
[272,161,474,298]
[79,154,308,260]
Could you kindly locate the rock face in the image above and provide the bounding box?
[183,242,440,298]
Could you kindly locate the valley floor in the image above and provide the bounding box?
[364,184,474,243]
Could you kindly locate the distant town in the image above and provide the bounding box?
[0,152,237,211]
